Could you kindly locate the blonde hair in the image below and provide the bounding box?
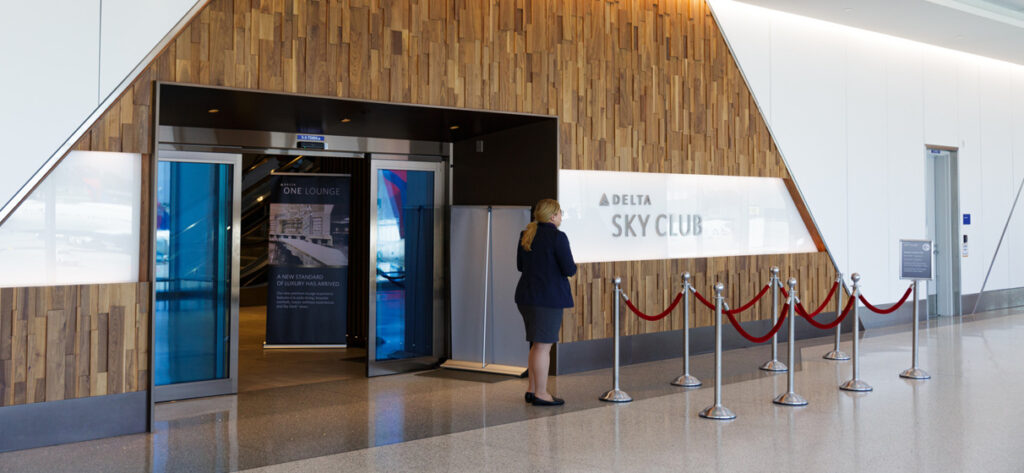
[520,198,561,251]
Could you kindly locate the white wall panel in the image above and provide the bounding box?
[886,44,928,301]
[710,0,1024,304]
[768,13,849,276]
[100,0,200,100]
[977,63,1014,291]
[956,61,985,294]
[922,48,959,147]
[0,0,100,212]
[1008,69,1024,289]
[845,36,891,299]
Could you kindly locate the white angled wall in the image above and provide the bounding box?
[0,0,200,214]
[711,0,1024,302]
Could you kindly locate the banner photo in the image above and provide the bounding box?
[558,170,818,263]
[266,173,351,345]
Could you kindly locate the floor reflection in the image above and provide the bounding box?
[3,308,1024,472]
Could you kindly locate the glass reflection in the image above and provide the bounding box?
[375,169,434,361]
[0,151,140,287]
[155,161,233,385]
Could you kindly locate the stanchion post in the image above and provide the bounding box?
[600,277,632,402]
[773,277,808,406]
[699,283,736,420]
[840,273,873,392]
[759,267,787,372]
[900,280,931,380]
[823,272,851,361]
[672,272,702,387]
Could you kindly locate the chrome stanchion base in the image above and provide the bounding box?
[899,368,931,380]
[839,379,873,392]
[759,359,788,372]
[822,350,850,361]
[699,405,736,420]
[772,392,808,406]
[599,389,633,403]
[670,374,702,387]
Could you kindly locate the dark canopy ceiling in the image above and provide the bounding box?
[158,83,552,142]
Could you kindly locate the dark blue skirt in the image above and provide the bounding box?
[516,304,564,343]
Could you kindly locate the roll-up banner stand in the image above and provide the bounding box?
[444,206,530,376]
[265,172,351,348]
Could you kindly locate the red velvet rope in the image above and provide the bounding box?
[690,285,771,316]
[622,292,684,321]
[692,288,717,310]
[723,284,771,316]
[725,304,791,343]
[798,293,855,330]
[795,282,839,317]
[858,285,914,314]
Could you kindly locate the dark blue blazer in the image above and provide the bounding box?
[515,222,577,308]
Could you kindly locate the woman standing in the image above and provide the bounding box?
[516,198,576,406]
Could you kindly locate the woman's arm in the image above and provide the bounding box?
[555,232,577,277]
[516,232,524,272]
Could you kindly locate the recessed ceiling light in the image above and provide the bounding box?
[843,7,853,13]
[207,108,220,114]
[449,125,460,130]
[341,118,351,123]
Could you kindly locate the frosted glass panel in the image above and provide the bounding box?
[558,170,818,263]
[0,151,141,287]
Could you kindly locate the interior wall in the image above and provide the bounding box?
[712,0,1024,302]
[0,283,150,408]
[41,0,835,342]
[0,0,201,213]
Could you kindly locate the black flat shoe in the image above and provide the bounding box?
[531,396,565,406]
[525,392,535,403]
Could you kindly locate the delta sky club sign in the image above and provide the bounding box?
[557,170,817,264]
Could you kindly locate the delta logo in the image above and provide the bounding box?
[599,193,652,206]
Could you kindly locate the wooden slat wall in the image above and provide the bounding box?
[0,283,149,407]
[64,0,836,341]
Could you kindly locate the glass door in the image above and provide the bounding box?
[154,151,241,401]
[368,159,445,376]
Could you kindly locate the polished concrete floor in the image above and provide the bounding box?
[237,306,364,393]
[3,308,1024,472]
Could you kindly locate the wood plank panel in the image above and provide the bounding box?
[44,309,67,402]
[61,0,835,342]
[107,306,125,395]
[0,283,147,407]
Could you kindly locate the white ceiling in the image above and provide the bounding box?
[731,0,1024,65]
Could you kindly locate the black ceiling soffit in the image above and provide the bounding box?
[158,83,551,142]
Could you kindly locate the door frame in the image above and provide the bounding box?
[152,150,242,402]
[924,146,963,317]
[367,157,447,377]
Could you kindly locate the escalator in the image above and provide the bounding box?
[239,155,326,301]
